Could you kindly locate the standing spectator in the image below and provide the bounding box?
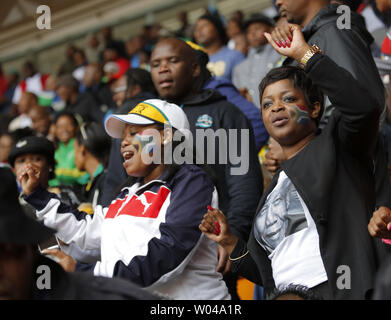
[200,25,388,299]
[55,74,105,124]
[232,14,280,109]
[194,14,245,81]
[19,100,230,300]
[265,0,391,213]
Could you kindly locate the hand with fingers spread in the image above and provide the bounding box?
[264,23,312,63]
[368,206,391,240]
[43,248,77,272]
[18,163,42,196]
[199,206,238,256]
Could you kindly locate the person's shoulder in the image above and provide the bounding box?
[170,164,214,188]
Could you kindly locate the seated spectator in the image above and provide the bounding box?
[19,99,230,300]
[0,166,161,300]
[8,92,37,132]
[194,14,245,81]
[49,111,88,188]
[55,74,105,124]
[232,13,280,109]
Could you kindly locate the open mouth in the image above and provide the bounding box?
[122,151,135,163]
[272,115,289,127]
[159,79,173,89]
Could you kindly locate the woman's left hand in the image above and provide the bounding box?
[43,249,77,272]
[264,23,312,63]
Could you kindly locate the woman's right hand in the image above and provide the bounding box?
[17,163,41,196]
[199,207,238,255]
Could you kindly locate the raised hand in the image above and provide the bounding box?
[199,206,238,255]
[17,163,41,196]
[264,23,312,63]
[368,206,391,240]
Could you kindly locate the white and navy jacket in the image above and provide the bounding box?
[24,164,230,300]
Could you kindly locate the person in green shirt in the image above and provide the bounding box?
[49,111,88,187]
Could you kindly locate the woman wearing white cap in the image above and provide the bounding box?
[18,99,230,300]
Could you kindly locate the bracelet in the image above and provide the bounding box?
[300,44,322,68]
[229,250,249,262]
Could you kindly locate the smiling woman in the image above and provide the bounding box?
[20,98,230,300]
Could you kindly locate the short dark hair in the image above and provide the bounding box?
[54,110,80,128]
[125,68,157,95]
[259,66,324,125]
[76,122,111,165]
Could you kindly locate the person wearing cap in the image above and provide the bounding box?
[0,166,162,300]
[18,99,230,300]
[194,13,245,81]
[232,13,280,109]
[8,135,84,211]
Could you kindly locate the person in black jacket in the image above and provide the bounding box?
[265,0,391,220]
[0,166,161,300]
[200,24,390,300]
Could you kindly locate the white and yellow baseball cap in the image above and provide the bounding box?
[105,99,190,139]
